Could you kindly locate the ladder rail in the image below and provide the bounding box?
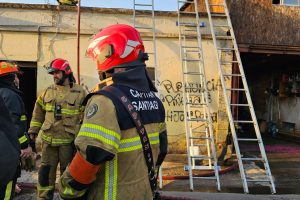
[223,2,276,194]
[177,0,194,191]
[178,0,220,191]
[205,0,276,194]
[204,0,249,193]
[133,0,158,88]
[194,0,220,191]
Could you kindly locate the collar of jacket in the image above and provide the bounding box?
[0,77,23,97]
[111,66,157,92]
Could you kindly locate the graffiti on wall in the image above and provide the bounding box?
[158,79,221,123]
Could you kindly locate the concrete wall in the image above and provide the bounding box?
[0,3,230,154]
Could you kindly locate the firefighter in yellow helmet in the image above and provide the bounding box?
[28,58,86,200]
[58,24,168,200]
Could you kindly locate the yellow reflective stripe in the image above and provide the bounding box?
[104,156,118,200]
[45,104,54,111]
[78,123,120,149]
[45,104,80,115]
[4,180,13,200]
[61,108,80,115]
[19,135,28,144]
[80,106,85,112]
[52,138,73,144]
[30,121,42,127]
[41,133,73,144]
[20,115,27,121]
[63,186,86,197]
[37,185,54,191]
[41,133,52,143]
[63,186,74,196]
[118,132,159,153]
[37,97,45,109]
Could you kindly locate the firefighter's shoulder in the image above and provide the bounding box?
[84,94,116,121]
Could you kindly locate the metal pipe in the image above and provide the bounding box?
[76,0,81,84]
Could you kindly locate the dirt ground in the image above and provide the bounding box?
[13,136,300,199]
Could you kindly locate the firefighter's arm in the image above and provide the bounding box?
[28,93,46,139]
[156,122,168,167]
[59,95,120,199]
[2,93,29,149]
[78,88,88,123]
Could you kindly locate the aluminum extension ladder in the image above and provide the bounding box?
[204,0,276,194]
[133,0,158,85]
[133,0,165,188]
[177,0,220,191]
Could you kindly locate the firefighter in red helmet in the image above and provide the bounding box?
[28,58,86,200]
[59,24,168,200]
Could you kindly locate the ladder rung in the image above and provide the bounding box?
[233,120,254,123]
[178,0,195,3]
[226,88,246,91]
[135,26,153,30]
[186,102,206,106]
[191,155,212,159]
[178,22,197,27]
[182,58,202,62]
[134,3,152,7]
[223,74,242,77]
[230,103,249,106]
[142,39,154,42]
[190,144,207,147]
[182,46,200,49]
[218,47,236,51]
[133,14,151,18]
[185,50,200,53]
[242,157,264,161]
[183,72,204,75]
[215,36,233,40]
[209,4,225,7]
[188,118,207,122]
[237,138,259,142]
[181,34,198,38]
[190,136,211,140]
[214,24,230,28]
[246,179,271,182]
[193,176,217,180]
[211,14,227,17]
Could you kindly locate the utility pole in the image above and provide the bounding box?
[76,0,81,84]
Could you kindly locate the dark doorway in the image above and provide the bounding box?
[18,62,37,129]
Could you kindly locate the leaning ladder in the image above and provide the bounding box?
[133,0,158,85]
[204,0,276,194]
[177,0,220,191]
[133,0,164,188]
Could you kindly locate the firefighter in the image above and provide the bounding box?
[0,61,32,199]
[28,58,86,200]
[0,95,19,200]
[58,24,168,200]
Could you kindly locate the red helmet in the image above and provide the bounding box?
[47,58,72,75]
[0,61,20,77]
[86,24,145,72]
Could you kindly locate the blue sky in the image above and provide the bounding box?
[1,0,177,11]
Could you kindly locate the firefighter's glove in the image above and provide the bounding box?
[21,152,36,171]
